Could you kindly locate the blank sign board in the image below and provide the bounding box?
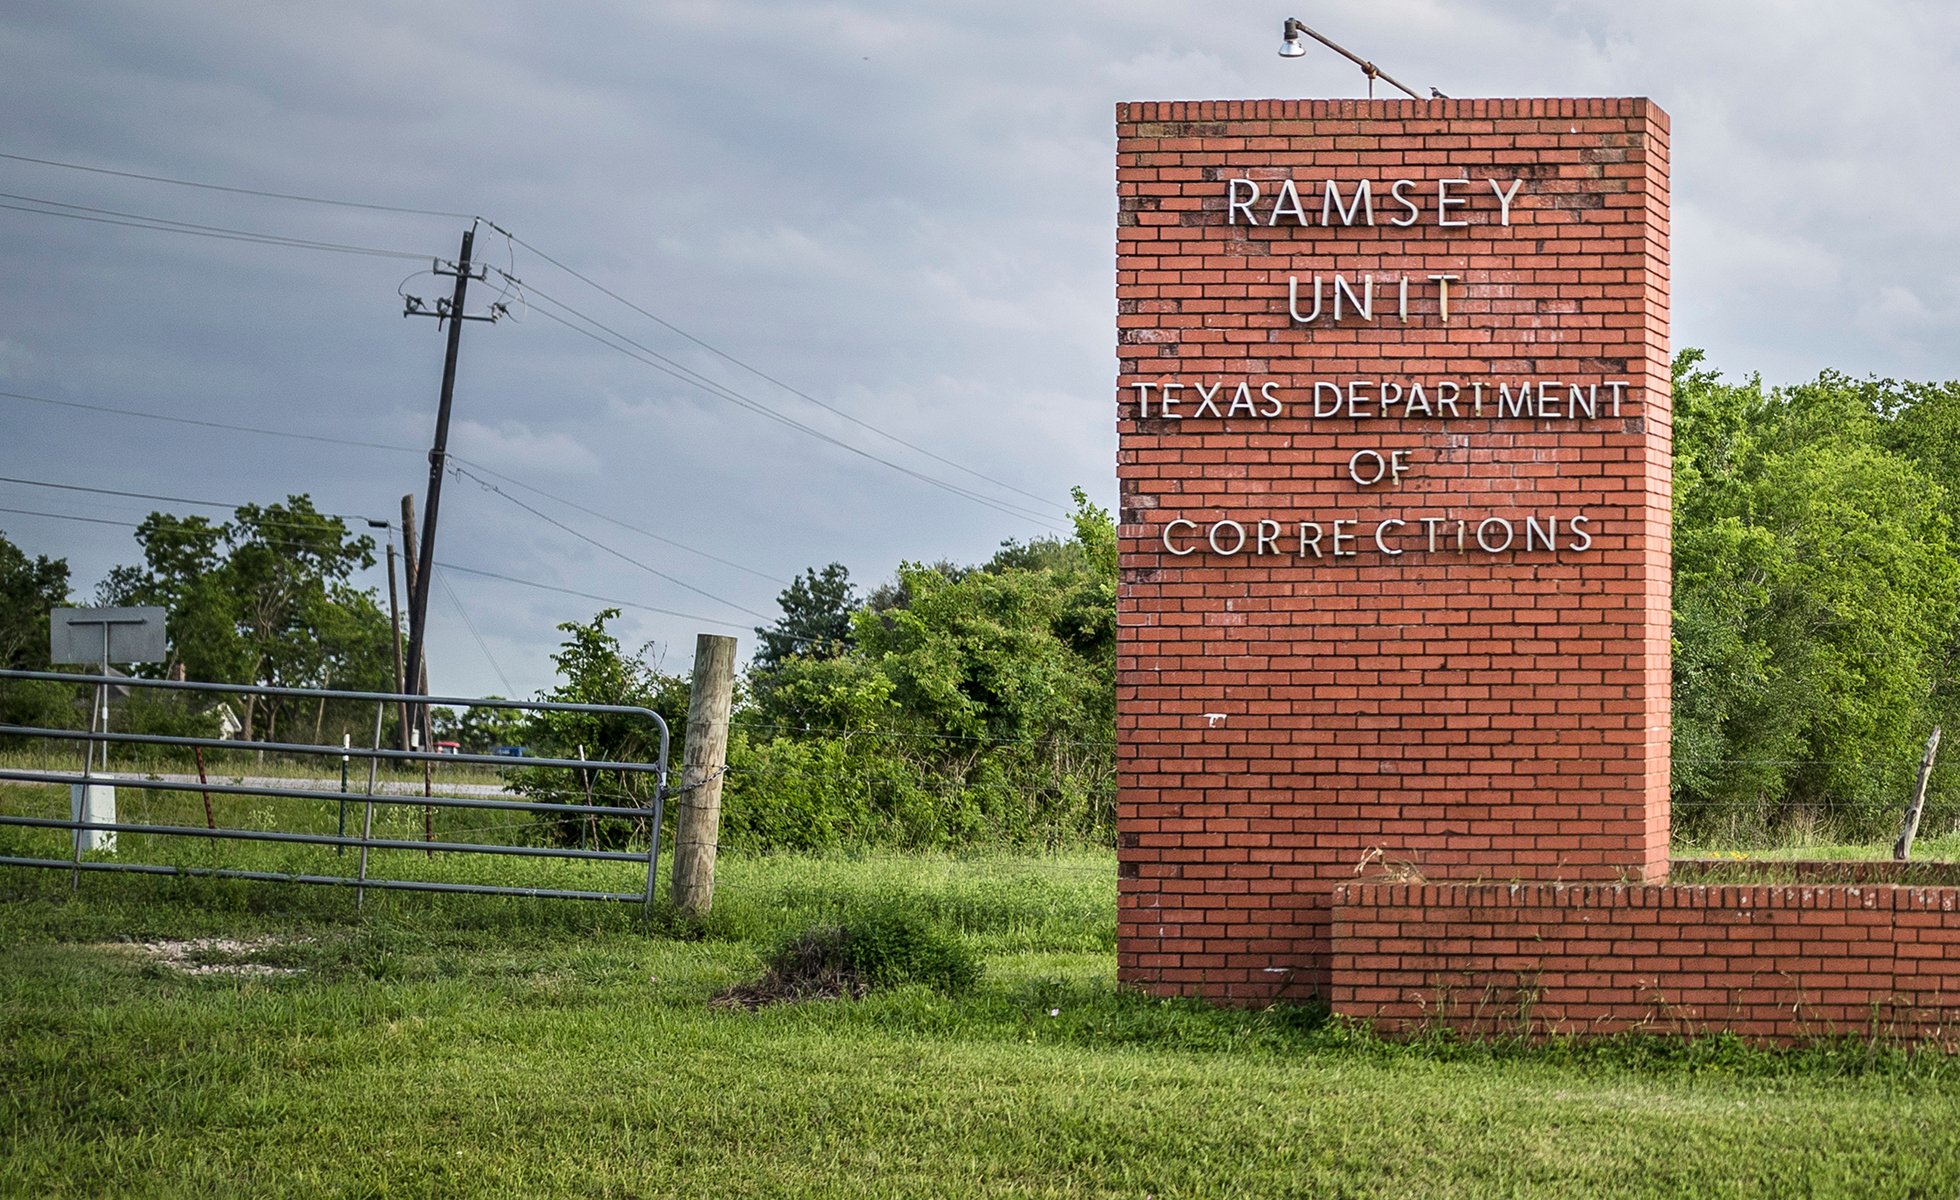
[50,606,168,666]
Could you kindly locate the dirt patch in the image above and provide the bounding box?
[104,935,306,977]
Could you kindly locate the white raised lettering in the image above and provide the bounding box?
[1423,517,1448,552]
[1349,449,1388,486]
[1227,178,1261,225]
[1490,177,1524,225]
[1567,514,1593,552]
[1390,179,1421,227]
[1332,274,1374,322]
[1270,179,1309,226]
[1209,520,1247,555]
[1524,516,1558,552]
[1428,274,1460,322]
[1299,522,1325,558]
[1256,520,1281,555]
[1437,178,1470,227]
[1322,179,1375,226]
[1331,520,1359,557]
[1476,517,1514,553]
[1375,518,1406,556]
[1288,275,1324,324]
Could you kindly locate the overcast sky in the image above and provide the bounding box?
[2,1,1956,698]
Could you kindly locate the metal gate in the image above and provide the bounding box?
[0,669,672,916]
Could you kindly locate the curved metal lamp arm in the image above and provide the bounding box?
[1280,17,1429,101]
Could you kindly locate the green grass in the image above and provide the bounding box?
[1676,831,1960,861]
[5,841,1960,1198]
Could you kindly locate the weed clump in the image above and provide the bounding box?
[713,906,979,1009]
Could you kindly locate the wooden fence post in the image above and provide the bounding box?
[1893,726,1942,862]
[672,633,737,916]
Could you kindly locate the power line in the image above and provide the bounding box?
[1,156,1068,535]
[450,464,771,619]
[492,226,1062,513]
[0,473,388,527]
[1,460,793,643]
[0,507,394,573]
[446,455,787,585]
[437,567,516,695]
[0,389,422,454]
[430,562,752,631]
[436,562,855,650]
[0,500,759,633]
[0,150,475,219]
[517,285,1068,531]
[0,192,428,261]
[0,389,790,584]
[0,505,134,529]
[517,281,1065,528]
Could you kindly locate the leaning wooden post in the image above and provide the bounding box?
[672,633,737,916]
[1893,726,1942,862]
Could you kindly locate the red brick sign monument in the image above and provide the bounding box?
[1116,99,1960,1040]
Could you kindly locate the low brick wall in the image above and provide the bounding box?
[1331,883,1960,1042]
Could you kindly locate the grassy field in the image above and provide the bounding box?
[5,818,1960,1198]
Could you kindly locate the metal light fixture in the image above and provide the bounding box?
[1276,16,1432,101]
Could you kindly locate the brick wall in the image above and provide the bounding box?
[1115,98,1672,1000]
[1332,883,1960,1042]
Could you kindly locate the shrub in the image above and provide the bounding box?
[713,906,980,1009]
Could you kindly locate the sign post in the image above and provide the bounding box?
[50,606,167,858]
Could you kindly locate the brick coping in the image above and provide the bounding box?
[1337,880,1960,910]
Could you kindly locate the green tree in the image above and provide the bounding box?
[441,699,532,754]
[0,530,69,670]
[753,563,856,669]
[727,489,1117,849]
[98,497,392,743]
[0,530,73,728]
[518,609,687,848]
[1672,353,1960,838]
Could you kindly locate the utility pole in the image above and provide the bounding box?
[401,225,502,733]
[399,494,434,752]
[385,538,409,752]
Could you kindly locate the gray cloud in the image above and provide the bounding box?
[2,0,1955,696]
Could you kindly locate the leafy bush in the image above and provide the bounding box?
[510,609,687,849]
[715,906,980,1008]
[1673,353,1960,841]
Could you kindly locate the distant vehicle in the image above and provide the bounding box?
[491,745,531,758]
[435,741,461,755]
